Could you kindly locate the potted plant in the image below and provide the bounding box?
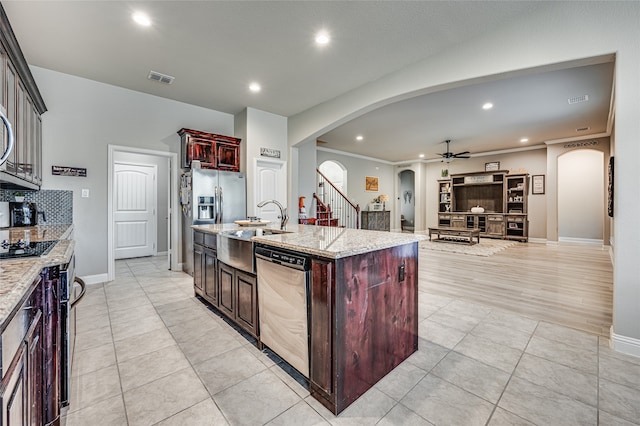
[14,191,25,202]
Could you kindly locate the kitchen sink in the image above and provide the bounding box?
[216,228,290,273]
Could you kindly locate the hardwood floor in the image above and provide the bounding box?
[419,240,613,337]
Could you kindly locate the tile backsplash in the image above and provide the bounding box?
[0,189,73,225]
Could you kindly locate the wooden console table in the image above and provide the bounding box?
[428,227,481,245]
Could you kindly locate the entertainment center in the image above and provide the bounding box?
[437,171,529,241]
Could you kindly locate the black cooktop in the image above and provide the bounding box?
[0,240,57,260]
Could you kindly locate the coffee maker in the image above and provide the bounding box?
[9,202,38,227]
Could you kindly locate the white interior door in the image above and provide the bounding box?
[255,159,286,223]
[114,162,157,259]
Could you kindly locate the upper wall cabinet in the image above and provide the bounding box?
[0,4,47,190]
[178,128,241,172]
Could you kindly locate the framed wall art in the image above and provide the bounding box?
[485,161,500,171]
[365,176,379,192]
[532,174,545,194]
[608,156,614,217]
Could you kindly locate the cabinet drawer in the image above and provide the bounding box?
[488,215,503,221]
[452,215,465,221]
[507,217,524,223]
[194,231,204,245]
[204,233,216,249]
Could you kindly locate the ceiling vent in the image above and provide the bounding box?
[576,126,591,132]
[567,95,589,104]
[147,70,175,85]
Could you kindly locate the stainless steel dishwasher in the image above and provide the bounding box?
[255,244,311,378]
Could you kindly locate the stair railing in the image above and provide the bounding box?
[315,168,360,229]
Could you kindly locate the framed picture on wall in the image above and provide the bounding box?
[485,161,500,171]
[365,176,379,192]
[608,156,614,217]
[532,174,545,194]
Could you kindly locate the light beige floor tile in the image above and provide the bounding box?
[214,369,301,425]
[418,319,467,349]
[400,374,494,426]
[118,344,191,391]
[534,321,599,349]
[453,333,522,374]
[179,326,243,365]
[266,400,330,426]
[432,351,510,403]
[64,394,127,426]
[514,353,597,406]
[426,309,484,333]
[269,364,310,399]
[108,304,159,326]
[68,364,122,413]
[155,398,229,425]
[74,325,113,353]
[168,316,223,344]
[471,321,532,351]
[498,376,597,425]
[328,387,397,426]
[487,407,535,425]
[74,311,111,334]
[114,326,176,362]
[374,360,427,401]
[598,409,640,426]
[525,334,598,374]
[110,315,165,342]
[193,346,267,395]
[599,351,640,390]
[599,378,640,424]
[404,338,449,372]
[72,342,116,377]
[482,310,539,335]
[441,299,492,319]
[377,403,434,426]
[123,367,209,426]
[158,305,216,327]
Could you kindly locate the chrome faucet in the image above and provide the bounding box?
[257,199,288,229]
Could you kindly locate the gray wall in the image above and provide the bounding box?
[317,149,395,222]
[33,66,234,278]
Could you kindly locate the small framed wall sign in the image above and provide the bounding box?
[365,176,379,192]
[532,174,545,194]
[485,161,500,171]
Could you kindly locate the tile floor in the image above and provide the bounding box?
[64,255,640,426]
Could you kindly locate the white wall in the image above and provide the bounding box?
[558,150,604,242]
[33,67,234,277]
[238,107,288,218]
[290,2,640,352]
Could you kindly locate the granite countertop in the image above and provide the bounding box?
[0,224,75,329]
[192,223,426,259]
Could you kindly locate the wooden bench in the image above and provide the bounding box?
[428,227,481,245]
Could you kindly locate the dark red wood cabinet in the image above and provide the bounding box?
[178,128,241,172]
[309,243,419,414]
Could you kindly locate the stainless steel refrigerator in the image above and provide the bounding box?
[181,168,246,275]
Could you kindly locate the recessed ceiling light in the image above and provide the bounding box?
[419,154,425,158]
[482,102,493,110]
[355,135,363,141]
[132,11,151,27]
[520,138,529,143]
[249,82,261,93]
[315,31,330,45]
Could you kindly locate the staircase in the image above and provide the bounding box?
[313,169,360,228]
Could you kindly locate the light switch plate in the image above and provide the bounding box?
[81,189,90,198]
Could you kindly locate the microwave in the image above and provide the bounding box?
[9,202,37,227]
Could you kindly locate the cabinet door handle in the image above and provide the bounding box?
[70,277,87,309]
[0,109,14,166]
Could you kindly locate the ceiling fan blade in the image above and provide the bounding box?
[454,151,470,156]
[454,155,470,159]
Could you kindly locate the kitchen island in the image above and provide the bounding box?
[192,223,425,414]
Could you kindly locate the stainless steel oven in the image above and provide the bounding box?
[59,256,85,407]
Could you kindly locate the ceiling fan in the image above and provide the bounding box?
[438,139,470,161]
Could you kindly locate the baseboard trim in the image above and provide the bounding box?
[528,238,547,244]
[558,237,604,245]
[79,273,109,285]
[610,327,640,358]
